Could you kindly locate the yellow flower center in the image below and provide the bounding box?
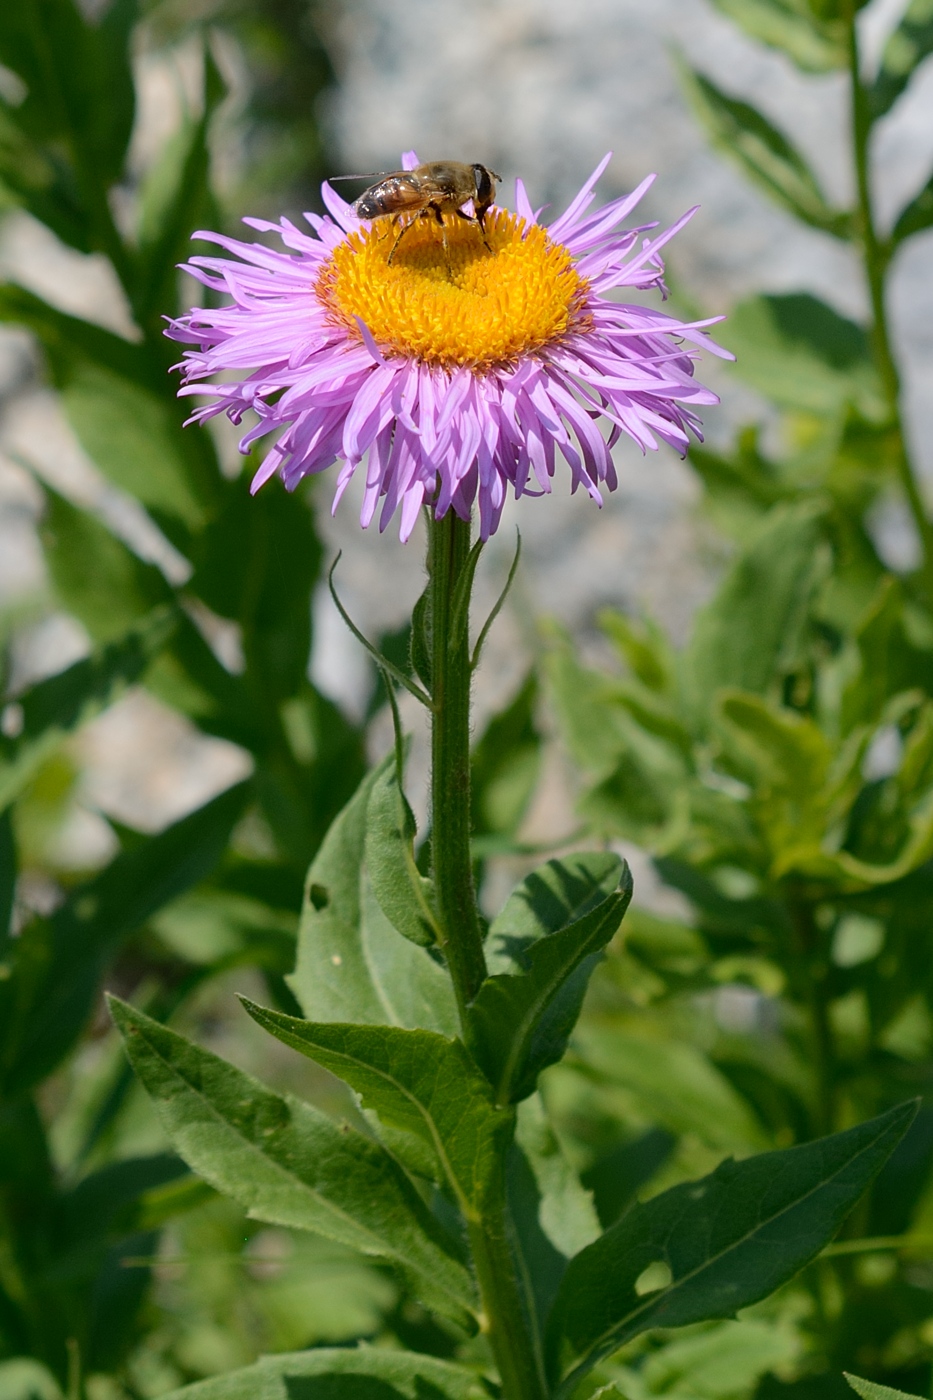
[316,207,588,371]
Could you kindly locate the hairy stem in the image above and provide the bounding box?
[427,510,545,1400]
[844,5,933,600]
[428,509,487,1020]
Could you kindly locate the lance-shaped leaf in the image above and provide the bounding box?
[241,1003,513,1220]
[0,0,136,189]
[721,294,885,420]
[846,1376,925,1400]
[507,1095,601,1351]
[707,0,847,72]
[870,0,933,119]
[134,47,225,328]
[546,1101,916,1394]
[0,606,176,810]
[159,1345,488,1400]
[0,781,250,1097]
[678,63,850,236]
[289,757,457,1035]
[108,999,477,1319]
[893,166,933,246]
[365,757,439,948]
[469,862,632,1104]
[62,364,210,530]
[41,487,172,643]
[0,282,153,388]
[487,852,627,972]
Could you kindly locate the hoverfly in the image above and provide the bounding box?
[331,160,502,267]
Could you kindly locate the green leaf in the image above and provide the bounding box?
[108,998,478,1318]
[842,577,933,730]
[572,1024,770,1154]
[59,1153,190,1240]
[598,612,676,695]
[0,781,250,1096]
[488,852,625,963]
[289,758,457,1034]
[190,472,320,703]
[507,1095,600,1340]
[713,690,888,884]
[546,1100,917,1393]
[0,282,152,388]
[134,46,225,327]
[682,501,823,724]
[158,1346,488,1400]
[619,1319,799,1400]
[721,294,885,419]
[0,106,91,252]
[365,756,439,948]
[61,364,209,531]
[0,606,176,810]
[543,635,690,847]
[40,487,172,642]
[677,63,849,235]
[409,585,433,693]
[892,164,933,245]
[469,860,632,1104]
[870,0,933,119]
[0,0,135,185]
[241,1002,514,1219]
[582,1127,676,1230]
[845,1375,926,1400]
[0,1360,62,1400]
[706,0,847,71]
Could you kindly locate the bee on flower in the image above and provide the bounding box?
[167,152,730,541]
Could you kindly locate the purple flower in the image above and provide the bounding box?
[168,153,730,541]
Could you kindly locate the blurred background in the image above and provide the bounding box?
[3,1,933,1399]
[4,0,932,837]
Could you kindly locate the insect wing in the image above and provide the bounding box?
[354,173,425,220]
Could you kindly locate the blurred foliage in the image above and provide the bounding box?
[0,3,543,1389]
[1,0,933,1399]
[542,3,933,1399]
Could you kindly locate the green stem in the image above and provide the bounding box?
[844,5,933,601]
[426,509,546,1400]
[428,509,487,1021]
[468,1215,548,1400]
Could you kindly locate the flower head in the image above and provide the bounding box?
[168,153,730,540]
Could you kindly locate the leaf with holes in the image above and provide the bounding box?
[545,1101,916,1394]
[289,757,456,1034]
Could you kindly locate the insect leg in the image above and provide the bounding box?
[427,203,454,274]
[387,216,417,264]
[475,204,493,253]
